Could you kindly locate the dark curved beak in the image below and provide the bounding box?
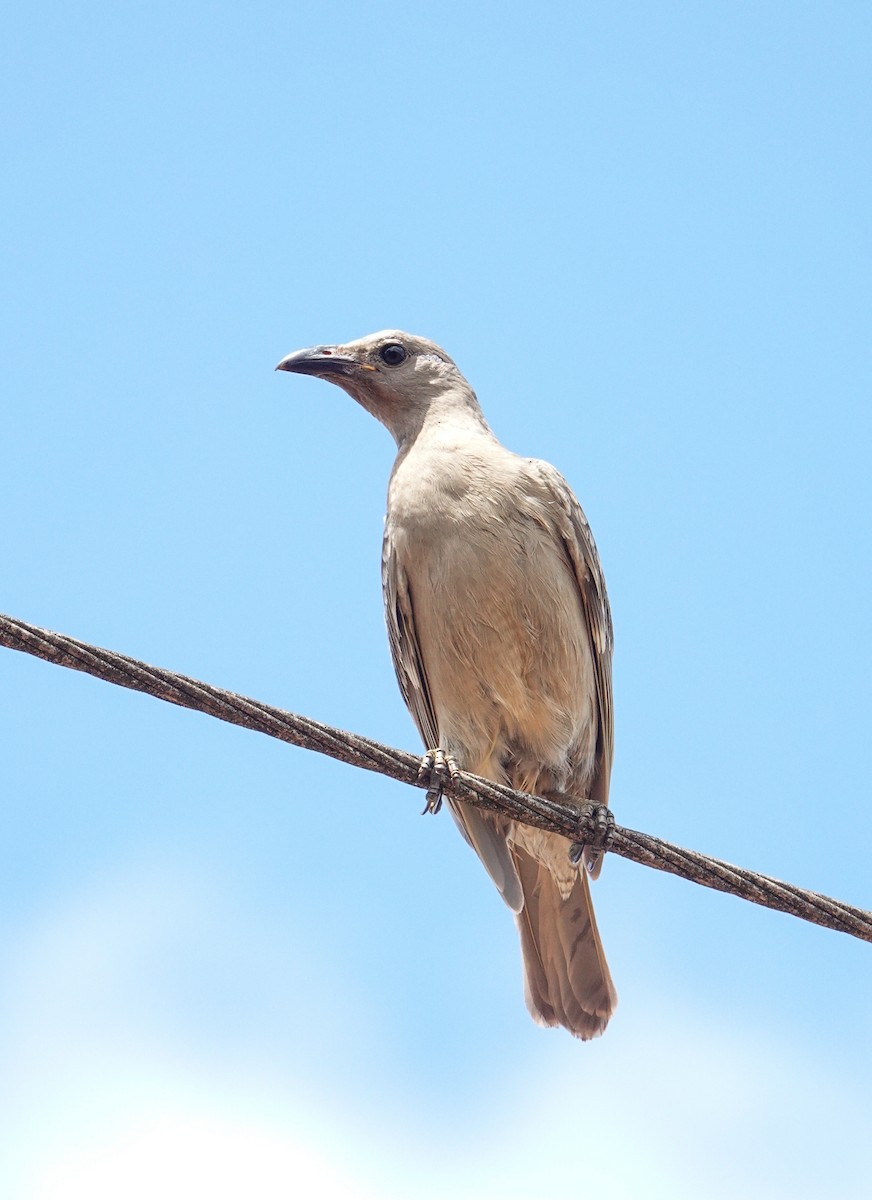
[275,346,359,378]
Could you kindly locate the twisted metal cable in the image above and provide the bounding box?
[1,612,869,944]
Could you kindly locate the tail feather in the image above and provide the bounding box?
[512,845,617,1040]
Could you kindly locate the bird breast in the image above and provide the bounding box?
[387,441,598,792]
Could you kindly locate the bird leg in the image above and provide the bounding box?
[417,748,460,815]
[568,802,615,867]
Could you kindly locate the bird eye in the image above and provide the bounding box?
[379,343,407,367]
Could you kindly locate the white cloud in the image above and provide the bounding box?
[31,1110,378,1200]
[1,856,869,1200]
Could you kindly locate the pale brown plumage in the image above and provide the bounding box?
[277,330,617,1038]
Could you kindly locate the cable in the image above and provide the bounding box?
[1,611,869,943]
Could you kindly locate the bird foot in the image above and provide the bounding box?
[417,748,460,815]
[568,803,615,866]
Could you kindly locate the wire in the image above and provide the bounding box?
[1,611,869,943]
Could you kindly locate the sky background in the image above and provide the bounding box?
[2,1,871,1195]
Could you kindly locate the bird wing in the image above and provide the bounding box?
[381,520,439,750]
[532,461,615,854]
[382,519,525,912]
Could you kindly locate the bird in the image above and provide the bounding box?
[276,330,617,1039]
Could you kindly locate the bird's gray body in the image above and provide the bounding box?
[277,330,617,1038]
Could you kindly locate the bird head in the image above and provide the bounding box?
[276,330,481,446]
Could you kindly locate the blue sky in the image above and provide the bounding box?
[2,1,870,1195]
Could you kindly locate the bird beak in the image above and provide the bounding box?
[275,345,361,378]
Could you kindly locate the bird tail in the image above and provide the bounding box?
[512,846,617,1040]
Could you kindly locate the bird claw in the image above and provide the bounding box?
[418,748,460,815]
[568,803,615,865]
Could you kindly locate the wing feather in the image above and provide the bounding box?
[532,462,615,874]
[381,522,439,749]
